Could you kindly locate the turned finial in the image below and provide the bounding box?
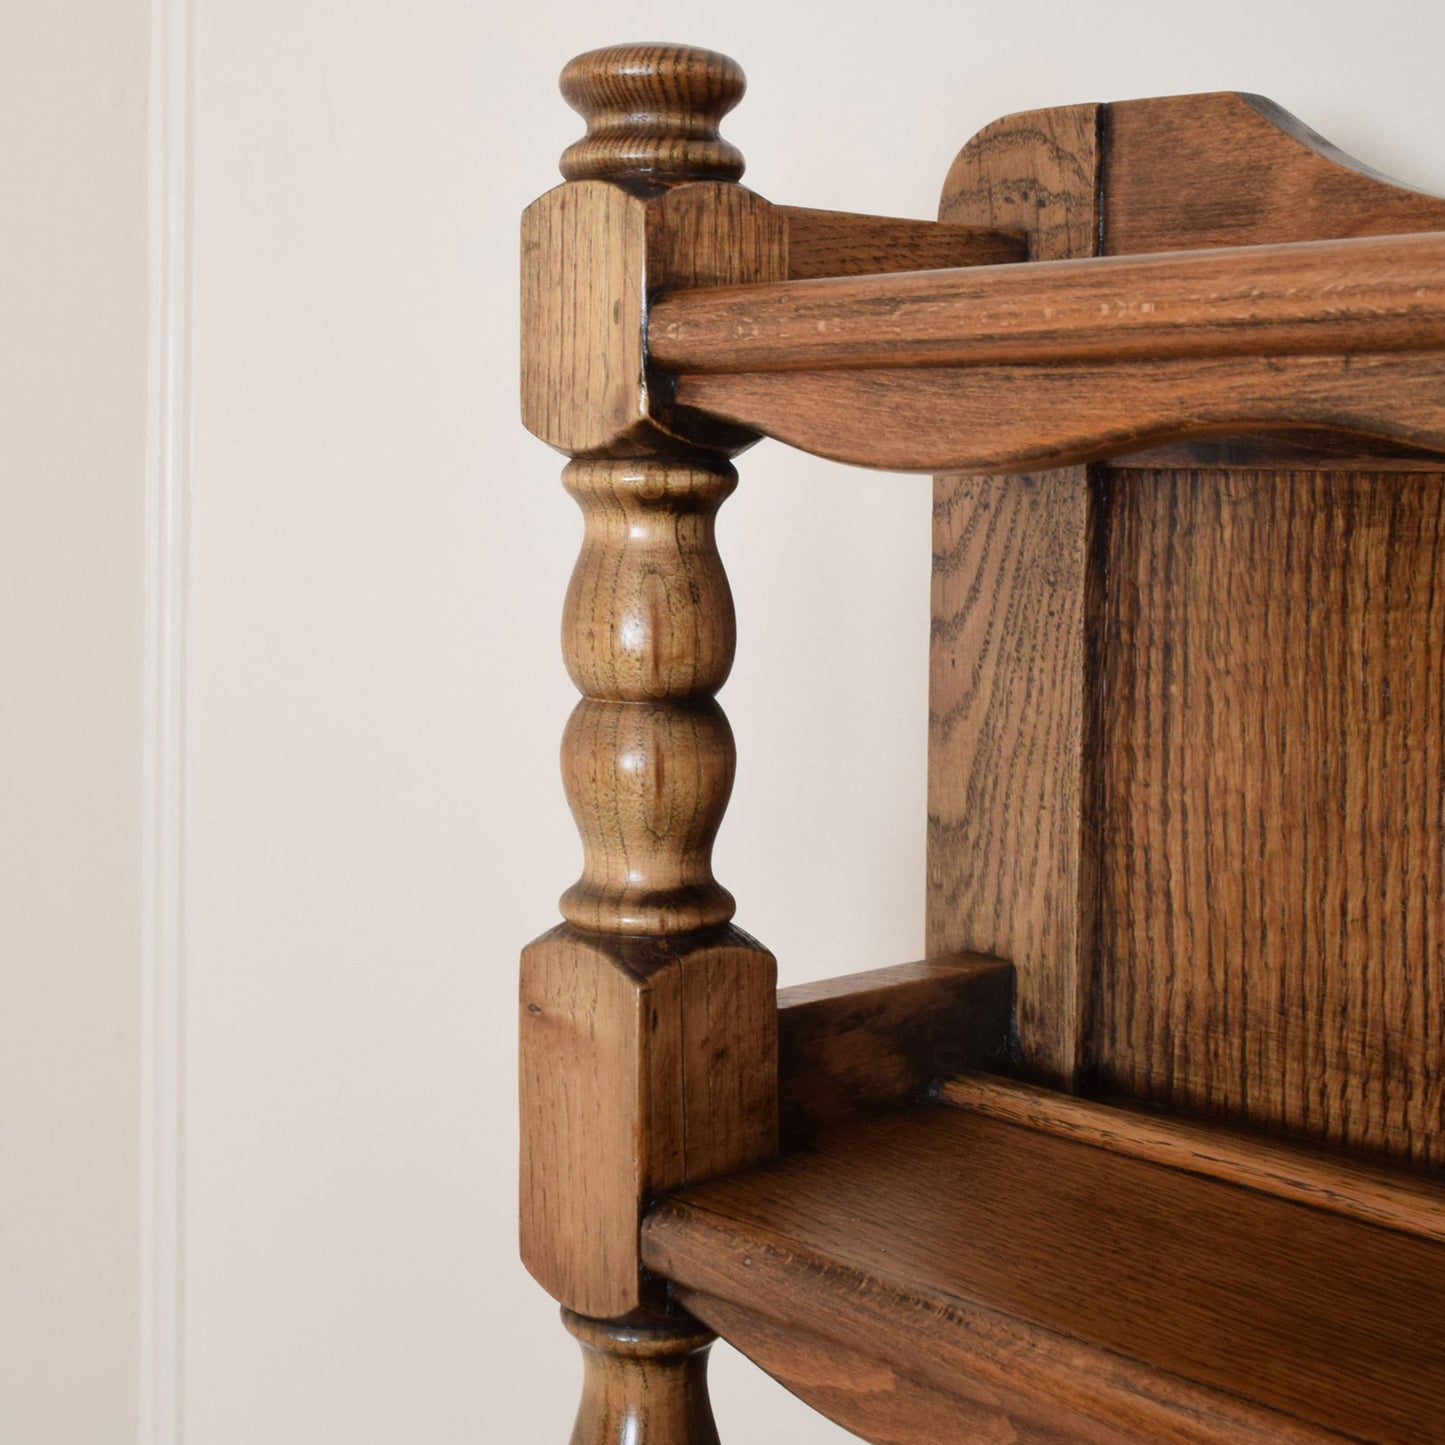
[559,44,746,184]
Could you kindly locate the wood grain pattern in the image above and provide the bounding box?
[671,350,1445,473]
[653,229,1445,375]
[1074,91,1445,467]
[1116,429,1445,474]
[1097,466,1445,1171]
[928,473,1102,1089]
[778,205,1025,279]
[520,180,786,459]
[646,1104,1445,1443]
[559,458,739,935]
[927,104,1103,1090]
[938,102,1103,258]
[666,1291,1131,1445]
[559,44,746,185]
[776,955,1011,1139]
[519,71,1445,1442]
[936,1071,1445,1243]
[563,1310,721,1445]
[520,924,776,1318]
[1104,92,1445,255]
[520,46,778,1388]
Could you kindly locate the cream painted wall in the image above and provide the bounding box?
[10,3,1445,1445]
[1,3,149,1442]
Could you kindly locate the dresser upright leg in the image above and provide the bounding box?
[565,1310,720,1445]
[521,43,786,1445]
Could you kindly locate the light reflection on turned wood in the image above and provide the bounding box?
[564,1311,720,1445]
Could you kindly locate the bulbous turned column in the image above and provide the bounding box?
[560,457,738,936]
[564,1311,721,1445]
[520,45,782,1445]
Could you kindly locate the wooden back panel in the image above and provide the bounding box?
[933,95,1445,1166]
[1097,466,1445,1168]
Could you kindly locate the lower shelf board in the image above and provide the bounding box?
[640,1099,1445,1445]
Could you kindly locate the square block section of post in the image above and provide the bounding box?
[519,923,777,1319]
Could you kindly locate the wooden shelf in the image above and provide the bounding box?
[642,1094,1445,1444]
[650,230,1445,375]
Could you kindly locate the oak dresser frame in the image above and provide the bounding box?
[519,44,1445,1445]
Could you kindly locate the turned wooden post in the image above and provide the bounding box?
[519,45,784,1444]
[564,1311,721,1445]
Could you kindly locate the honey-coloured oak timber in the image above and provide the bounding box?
[643,1103,1445,1444]
[674,350,1445,472]
[520,52,1445,1445]
[936,1072,1445,1244]
[559,457,740,935]
[928,102,1104,1092]
[776,205,1025,279]
[520,44,781,1444]
[520,924,776,1319]
[1096,465,1445,1170]
[777,955,1012,1140]
[1101,92,1445,253]
[651,229,1445,374]
[563,1310,721,1445]
[559,44,746,185]
[520,179,786,458]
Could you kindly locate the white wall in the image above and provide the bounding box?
[9,2,1445,1443]
[1,3,149,1441]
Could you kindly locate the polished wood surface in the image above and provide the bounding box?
[563,1310,720,1445]
[520,44,780,1440]
[649,96,1445,475]
[778,205,1025,279]
[777,956,1011,1140]
[520,925,775,1318]
[522,51,1445,1444]
[1097,466,1445,1170]
[927,104,1103,1090]
[520,179,786,458]
[559,457,739,934]
[671,350,1445,472]
[937,1072,1445,1243]
[559,44,746,185]
[1102,92,1445,254]
[653,229,1445,374]
[644,1104,1445,1444]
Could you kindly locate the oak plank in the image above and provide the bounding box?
[520,178,785,459]
[927,104,1103,1090]
[674,1288,1314,1445]
[776,955,1011,1139]
[937,1072,1445,1243]
[651,229,1445,375]
[643,1105,1445,1444]
[672,350,1445,473]
[1097,466,1445,1171]
[778,205,1025,279]
[1104,92,1445,255]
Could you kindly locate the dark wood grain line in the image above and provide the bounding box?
[1096,466,1445,1170]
